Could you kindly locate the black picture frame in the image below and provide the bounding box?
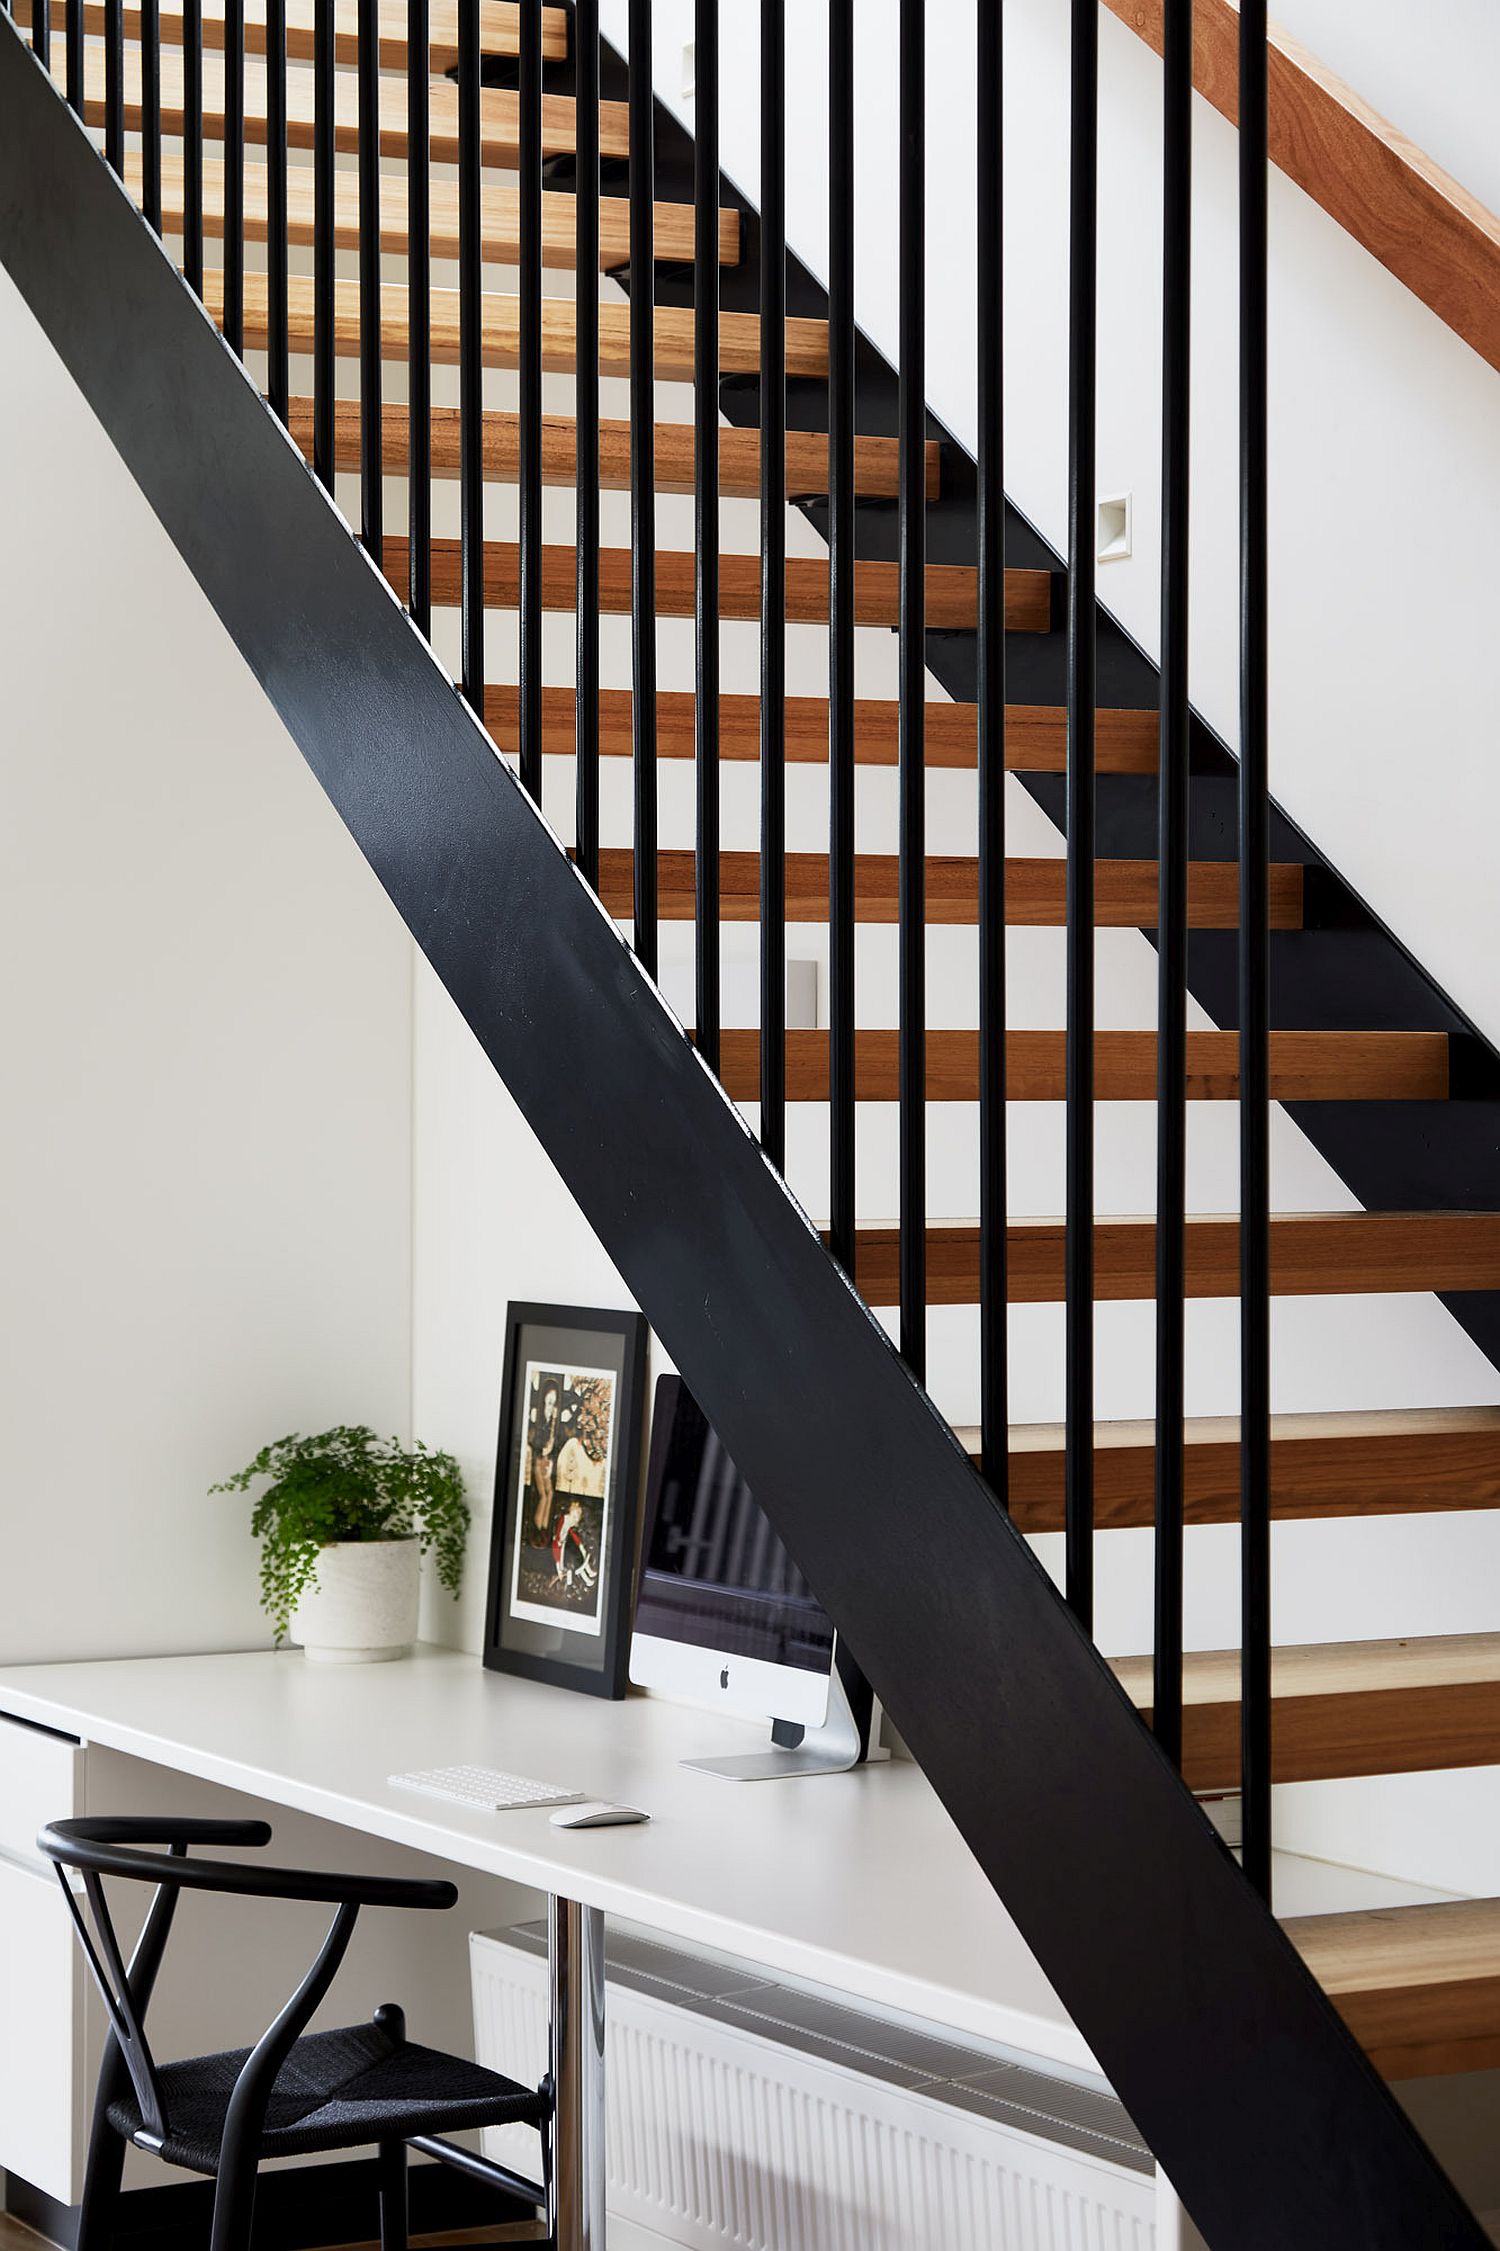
[482,1301,649,1698]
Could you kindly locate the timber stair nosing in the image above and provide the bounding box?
[1111,1631,1500,1791]
[1285,1897,1500,2079]
[484,686,1160,773]
[390,539,1047,632]
[706,1027,1448,1105]
[70,48,631,163]
[199,265,832,380]
[137,150,741,269]
[845,1211,1500,1303]
[287,399,936,501]
[65,0,571,69]
[589,848,1303,930]
[952,1406,1500,1530]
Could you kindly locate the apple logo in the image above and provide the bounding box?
[719,1666,730,1691]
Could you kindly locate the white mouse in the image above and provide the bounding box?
[549,1800,650,1829]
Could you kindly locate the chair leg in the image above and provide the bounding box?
[378,2138,410,2251]
[75,2112,126,2251]
[207,2142,260,2251]
[371,2005,409,2251]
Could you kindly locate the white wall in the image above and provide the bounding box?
[411,956,644,1653]
[1272,0,1500,216]
[0,263,415,1666]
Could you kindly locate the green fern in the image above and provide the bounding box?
[213,1426,469,1644]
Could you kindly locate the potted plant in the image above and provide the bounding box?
[213,1426,470,1663]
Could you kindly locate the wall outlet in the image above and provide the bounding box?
[786,959,819,1031]
[681,39,695,101]
[1097,491,1133,563]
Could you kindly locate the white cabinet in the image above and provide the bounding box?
[0,1717,94,2203]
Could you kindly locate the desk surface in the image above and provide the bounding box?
[0,1645,1443,2083]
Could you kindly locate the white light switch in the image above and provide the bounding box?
[1097,492,1133,563]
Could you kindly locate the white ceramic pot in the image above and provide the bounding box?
[289,1537,420,1664]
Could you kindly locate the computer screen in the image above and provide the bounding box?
[631,1376,834,1716]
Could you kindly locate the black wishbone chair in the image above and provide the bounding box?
[39,1817,554,2251]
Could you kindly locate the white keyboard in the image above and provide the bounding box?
[389,1764,587,1812]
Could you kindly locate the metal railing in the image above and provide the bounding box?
[9,0,1497,2237]
[40,0,1277,1910]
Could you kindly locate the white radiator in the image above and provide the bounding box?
[471,1925,1155,2251]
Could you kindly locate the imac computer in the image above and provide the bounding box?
[629,1375,881,1781]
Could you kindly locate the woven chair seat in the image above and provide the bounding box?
[107,2018,546,2175]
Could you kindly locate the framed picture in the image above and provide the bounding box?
[482,1301,648,1698]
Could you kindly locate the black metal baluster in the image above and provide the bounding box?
[266,0,289,415]
[311,0,334,484]
[574,0,600,882]
[518,0,542,801]
[103,0,122,174]
[760,0,785,1167]
[182,0,203,291]
[64,0,82,114]
[977,0,1007,1501]
[458,0,484,712]
[1240,0,1273,1904]
[1065,0,1097,1627]
[898,0,925,1379]
[140,0,161,231]
[357,0,382,551]
[827,0,855,1274]
[223,0,245,352]
[31,0,48,74]
[407,0,431,631]
[1153,0,1192,1770]
[693,0,719,1067]
[629,0,657,974]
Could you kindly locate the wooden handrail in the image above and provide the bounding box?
[1104,0,1500,376]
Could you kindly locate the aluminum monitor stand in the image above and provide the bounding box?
[683,1662,886,1782]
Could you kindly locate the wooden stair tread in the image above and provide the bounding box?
[845,1212,1500,1304]
[289,401,933,500]
[138,150,739,269]
[71,43,629,164]
[1110,1632,1500,1790]
[203,266,829,380]
[393,541,1045,632]
[710,1028,1448,1104]
[1285,1896,1500,2078]
[485,687,1159,773]
[1130,1631,1500,1705]
[950,1406,1500,1531]
[65,0,570,71]
[593,850,1302,929]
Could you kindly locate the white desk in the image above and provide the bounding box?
[0,1644,1085,2068]
[0,1645,1444,2242]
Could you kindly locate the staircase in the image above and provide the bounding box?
[3,0,1499,2242]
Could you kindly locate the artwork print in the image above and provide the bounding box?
[507,1361,618,1635]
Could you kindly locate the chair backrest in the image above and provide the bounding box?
[39,1815,456,2151]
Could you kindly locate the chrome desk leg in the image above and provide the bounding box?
[548,1894,607,2250]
